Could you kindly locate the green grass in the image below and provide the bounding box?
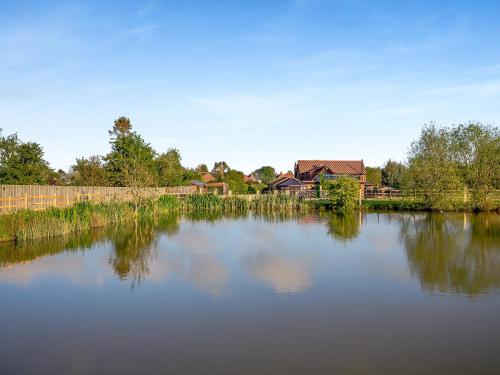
[362,199,429,211]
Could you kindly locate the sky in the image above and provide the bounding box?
[1,0,500,174]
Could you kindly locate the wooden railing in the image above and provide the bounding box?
[0,185,199,214]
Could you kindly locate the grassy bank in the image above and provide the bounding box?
[0,194,311,242]
[362,199,428,211]
[0,201,138,242]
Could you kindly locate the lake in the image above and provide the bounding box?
[1,211,499,374]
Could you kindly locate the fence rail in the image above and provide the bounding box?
[0,185,198,214]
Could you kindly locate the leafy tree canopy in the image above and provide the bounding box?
[253,166,276,184]
[104,118,157,187]
[71,155,108,186]
[0,130,54,184]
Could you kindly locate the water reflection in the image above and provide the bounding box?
[400,213,500,296]
[245,252,311,293]
[1,212,499,298]
[324,211,362,242]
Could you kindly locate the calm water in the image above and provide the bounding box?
[0,212,499,374]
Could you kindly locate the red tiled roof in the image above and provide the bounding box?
[200,173,215,183]
[296,160,366,175]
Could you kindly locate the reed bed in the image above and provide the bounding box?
[0,194,312,243]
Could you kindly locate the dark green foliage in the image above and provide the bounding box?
[0,130,54,184]
[252,166,276,184]
[362,199,428,211]
[156,148,185,187]
[381,160,406,188]
[366,167,382,187]
[224,169,248,194]
[196,164,208,173]
[212,161,229,180]
[70,155,109,186]
[104,119,157,187]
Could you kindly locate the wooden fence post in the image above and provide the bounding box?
[53,194,57,207]
[8,196,11,213]
[24,194,28,210]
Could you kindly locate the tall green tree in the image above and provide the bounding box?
[253,166,276,184]
[365,167,382,187]
[224,169,248,194]
[381,160,405,188]
[326,176,360,215]
[156,148,185,187]
[0,130,54,184]
[406,124,462,209]
[212,161,229,180]
[104,118,157,187]
[450,122,500,210]
[109,116,132,137]
[70,155,108,186]
[195,164,208,173]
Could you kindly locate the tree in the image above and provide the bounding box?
[156,148,185,187]
[70,155,108,186]
[365,167,382,187]
[224,169,248,194]
[212,161,229,180]
[196,164,208,173]
[406,124,462,209]
[381,160,405,188]
[253,166,276,184]
[109,116,132,138]
[0,130,54,184]
[104,118,157,188]
[450,122,500,210]
[326,176,360,215]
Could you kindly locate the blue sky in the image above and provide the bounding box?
[1,0,499,173]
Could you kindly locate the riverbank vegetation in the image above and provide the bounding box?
[0,118,275,195]
[1,117,498,212]
[0,194,311,242]
[364,122,499,212]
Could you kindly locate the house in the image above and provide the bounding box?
[244,174,259,184]
[269,173,306,192]
[294,160,367,197]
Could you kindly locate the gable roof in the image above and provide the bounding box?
[269,173,294,186]
[296,160,366,175]
[276,177,305,187]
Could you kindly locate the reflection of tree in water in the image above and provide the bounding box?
[108,214,180,286]
[0,229,108,267]
[324,212,362,242]
[400,213,500,296]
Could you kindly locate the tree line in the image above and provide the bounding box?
[364,122,499,210]
[0,117,277,193]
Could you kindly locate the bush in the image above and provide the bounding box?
[326,177,360,215]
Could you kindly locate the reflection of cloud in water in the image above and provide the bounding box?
[245,252,311,294]
[148,227,229,296]
[0,250,109,287]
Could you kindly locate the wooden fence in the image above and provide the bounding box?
[0,185,197,214]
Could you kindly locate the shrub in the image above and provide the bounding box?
[326,177,360,215]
